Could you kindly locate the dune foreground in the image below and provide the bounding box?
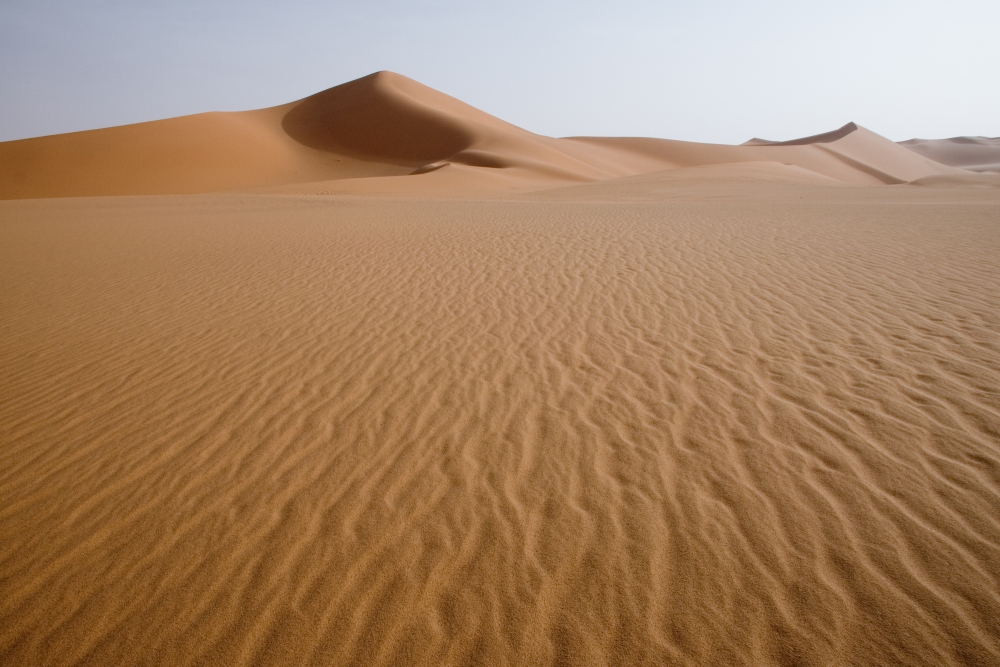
[2,186,1000,667]
[2,73,1000,667]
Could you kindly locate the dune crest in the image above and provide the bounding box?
[900,136,1000,173]
[283,72,497,165]
[1,72,993,199]
[742,122,860,146]
[569,123,967,187]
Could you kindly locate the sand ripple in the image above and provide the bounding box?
[2,188,999,666]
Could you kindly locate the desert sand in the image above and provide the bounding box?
[2,73,999,667]
[900,136,1000,174]
[3,71,997,201]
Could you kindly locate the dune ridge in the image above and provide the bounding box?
[0,71,987,200]
[900,136,1000,173]
[742,122,861,146]
[0,72,662,199]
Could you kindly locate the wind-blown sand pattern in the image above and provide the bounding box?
[3,70,1000,666]
[2,186,999,666]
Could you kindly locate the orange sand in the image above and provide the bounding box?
[2,73,1000,667]
[3,72,995,201]
[900,136,1000,174]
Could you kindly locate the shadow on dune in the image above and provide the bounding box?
[281,72,474,166]
[744,122,859,146]
[0,70,984,199]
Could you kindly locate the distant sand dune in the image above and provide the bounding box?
[0,72,986,200]
[2,72,1000,667]
[743,122,862,146]
[900,136,1000,173]
[2,187,999,666]
[570,125,968,187]
[0,72,663,199]
[909,173,1000,188]
[530,162,845,200]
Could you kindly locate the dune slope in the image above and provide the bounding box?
[0,72,666,199]
[529,162,845,200]
[0,104,361,199]
[0,73,985,199]
[570,123,968,186]
[743,122,862,146]
[900,137,1000,173]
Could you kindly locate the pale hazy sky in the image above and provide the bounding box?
[1,0,997,144]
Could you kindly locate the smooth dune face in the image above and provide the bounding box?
[532,162,845,200]
[0,71,653,199]
[743,122,862,146]
[281,72,480,165]
[0,71,988,201]
[570,125,972,187]
[3,187,1000,667]
[900,137,1000,174]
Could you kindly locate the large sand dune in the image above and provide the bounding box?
[2,73,1000,667]
[0,72,663,199]
[0,72,987,200]
[900,136,1000,173]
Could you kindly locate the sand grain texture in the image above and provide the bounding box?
[2,187,1000,666]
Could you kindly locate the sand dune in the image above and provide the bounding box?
[743,122,862,146]
[294,123,982,195]
[571,124,969,187]
[3,72,1000,667]
[900,136,1000,173]
[0,72,662,199]
[0,72,987,200]
[530,162,845,200]
[0,104,356,199]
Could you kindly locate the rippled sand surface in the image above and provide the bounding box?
[2,187,999,666]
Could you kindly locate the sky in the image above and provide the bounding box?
[1,0,997,144]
